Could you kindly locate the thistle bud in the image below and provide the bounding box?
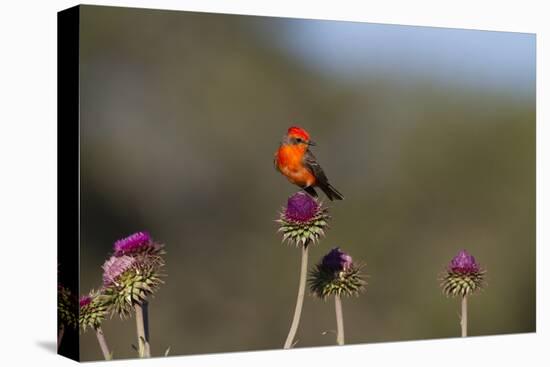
[276,192,330,247]
[309,247,365,299]
[78,291,108,332]
[102,254,163,318]
[441,249,486,297]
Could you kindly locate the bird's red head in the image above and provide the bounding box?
[287,126,310,142]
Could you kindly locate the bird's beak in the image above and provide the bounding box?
[307,140,316,146]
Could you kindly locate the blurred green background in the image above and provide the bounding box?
[78,5,535,361]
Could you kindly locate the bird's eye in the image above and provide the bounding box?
[296,138,302,143]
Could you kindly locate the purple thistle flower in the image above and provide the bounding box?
[102,255,136,286]
[322,247,353,272]
[285,192,319,223]
[449,249,479,274]
[79,295,92,308]
[114,231,151,256]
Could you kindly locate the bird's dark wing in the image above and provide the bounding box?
[303,186,318,197]
[303,149,344,200]
[303,149,329,186]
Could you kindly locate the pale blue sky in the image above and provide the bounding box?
[258,18,535,97]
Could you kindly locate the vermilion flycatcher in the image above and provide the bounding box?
[274,126,344,201]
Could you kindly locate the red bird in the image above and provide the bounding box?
[274,126,344,201]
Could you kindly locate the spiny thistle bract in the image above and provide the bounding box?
[276,191,330,247]
[102,232,165,318]
[58,284,78,329]
[102,255,163,318]
[309,247,365,299]
[79,292,109,332]
[440,249,486,297]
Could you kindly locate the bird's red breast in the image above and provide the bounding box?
[275,144,317,187]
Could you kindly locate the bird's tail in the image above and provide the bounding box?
[320,183,344,201]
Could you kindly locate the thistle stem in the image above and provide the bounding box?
[461,295,468,337]
[334,295,345,345]
[57,324,65,352]
[284,244,309,349]
[95,326,112,360]
[135,301,151,357]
